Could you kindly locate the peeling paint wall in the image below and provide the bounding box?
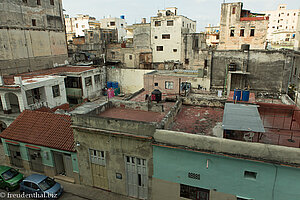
[0,0,67,75]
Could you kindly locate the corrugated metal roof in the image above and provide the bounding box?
[222,103,265,133]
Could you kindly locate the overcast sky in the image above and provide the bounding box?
[62,0,300,31]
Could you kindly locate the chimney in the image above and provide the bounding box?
[0,76,4,86]
[14,76,22,86]
[142,18,146,24]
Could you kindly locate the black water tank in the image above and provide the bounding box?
[151,89,162,103]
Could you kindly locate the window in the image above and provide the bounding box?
[121,23,124,27]
[250,29,255,37]
[90,149,105,166]
[52,85,60,98]
[76,24,78,28]
[94,74,101,84]
[155,21,161,26]
[82,25,85,28]
[167,20,174,26]
[23,0,27,3]
[37,0,41,5]
[287,13,289,16]
[129,55,133,60]
[188,172,200,180]
[182,21,184,27]
[230,29,235,37]
[165,81,174,89]
[173,49,177,52]
[110,21,115,26]
[162,34,170,39]
[50,0,54,5]
[23,181,31,187]
[244,171,257,180]
[240,29,244,37]
[32,19,37,26]
[185,59,189,65]
[154,36,158,39]
[180,184,209,200]
[32,183,39,190]
[156,46,163,51]
[232,7,236,14]
[154,83,158,86]
[111,52,115,59]
[32,88,40,100]
[85,76,92,86]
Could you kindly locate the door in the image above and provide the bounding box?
[90,149,108,190]
[53,152,64,175]
[28,149,43,172]
[125,156,148,199]
[8,144,23,167]
[63,154,73,177]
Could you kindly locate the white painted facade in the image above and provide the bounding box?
[150,7,196,63]
[65,14,100,39]
[0,76,67,113]
[100,17,127,42]
[262,4,300,47]
[78,67,106,100]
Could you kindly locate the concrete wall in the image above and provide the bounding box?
[73,127,153,198]
[144,72,210,94]
[0,0,67,75]
[210,50,297,94]
[72,115,156,137]
[107,68,154,93]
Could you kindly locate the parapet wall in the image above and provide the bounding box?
[154,129,300,166]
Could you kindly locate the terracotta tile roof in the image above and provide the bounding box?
[0,110,75,152]
[3,66,96,85]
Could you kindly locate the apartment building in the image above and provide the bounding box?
[64,14,100,41]
[0,0,68,75]
[218,2,269,50]
[100,16,127,42]
[150,7,196,64]
[262,4,300,49]
[205,24,220,47]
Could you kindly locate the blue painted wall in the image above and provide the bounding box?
[153,145,300,200]
[1,139,79,173]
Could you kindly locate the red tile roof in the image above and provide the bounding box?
[0,110,75,152]
[3,66,96,85]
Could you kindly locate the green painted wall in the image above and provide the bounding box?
[153,146,300,200]
[2,139,79,173]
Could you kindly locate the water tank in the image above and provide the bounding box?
[107,81,113,88]
[241,44,250,51]
[120,15,125,19]
[151,89,162,103]
[233,89,242,101]
[242,90,250,102]
[112,82,119,88]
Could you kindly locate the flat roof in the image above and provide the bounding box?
[98,107,166,123]
[222,103,265,133]
[2,65,96,86]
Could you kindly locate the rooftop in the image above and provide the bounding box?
[169,105,224,136]
[2,65,96,86]
[0,110,75,152]
[98,107,166,123]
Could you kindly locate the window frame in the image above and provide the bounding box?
[162,34,171,39]
[89,149,106,166]
[167,20,174,26]
[155,21,161,27]
[165,81,174,90]
[52,85,60,98]
[85,76,92,87]
[240,29,245,37]
[50,0,54,5]
[156,46,163,51]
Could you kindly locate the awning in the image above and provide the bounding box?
[222,103,265,133]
